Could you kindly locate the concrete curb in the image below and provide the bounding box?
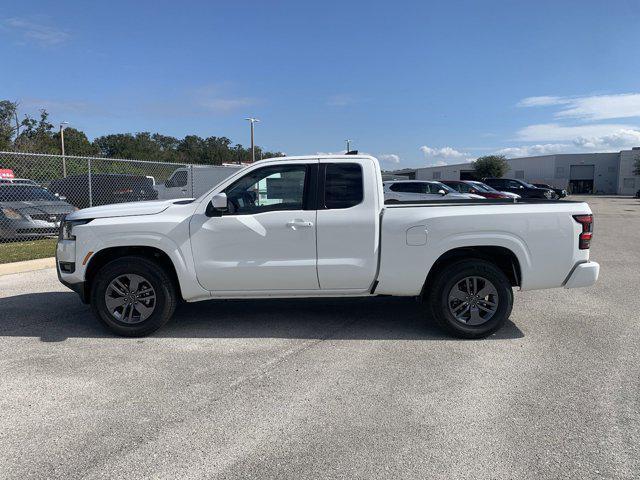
[0,257,56,276]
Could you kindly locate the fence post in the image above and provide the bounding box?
[88,157,93,207]
[189,164,195,197]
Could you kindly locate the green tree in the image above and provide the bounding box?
[52,127,100,156]
[0,100,19,150]
[14,109,57,153]
[473,155,509,178]
[1,98,283,163]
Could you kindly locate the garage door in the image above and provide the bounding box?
[570,165,595,180]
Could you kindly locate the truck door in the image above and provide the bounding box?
[189,161,319,292]
[316,160,380,290]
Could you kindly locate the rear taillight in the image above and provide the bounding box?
[573,214,593,250]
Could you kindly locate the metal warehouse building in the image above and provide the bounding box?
[413,148,640,195]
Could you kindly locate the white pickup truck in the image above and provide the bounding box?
[56,155,599,338]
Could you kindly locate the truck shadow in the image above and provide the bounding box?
[0,292,524,342]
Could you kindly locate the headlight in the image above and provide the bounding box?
[1,207,22,220]
[59,219,91,240]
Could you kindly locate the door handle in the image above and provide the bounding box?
[286,219,314,230]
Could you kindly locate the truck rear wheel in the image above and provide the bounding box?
[90,256,177,337]
[426,259,513,339]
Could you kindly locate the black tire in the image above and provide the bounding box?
[90,256,177,337]
[426,258,513,339]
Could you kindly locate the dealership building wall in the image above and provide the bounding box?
[414,148,640,195]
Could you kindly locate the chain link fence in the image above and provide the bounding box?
[0,151,242,245]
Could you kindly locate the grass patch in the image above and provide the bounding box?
[0,238,57,264]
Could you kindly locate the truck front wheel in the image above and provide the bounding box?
[426,259,513,339]
[90,256,177,337]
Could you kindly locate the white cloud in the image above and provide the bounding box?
[419,145,473,165]
[420,146,466,159]
[199,98,256,112]
[516,123,637,142]
[21,98,99,115]
[572,128,640,150]
[378,153,400,164]
[516,96,571,107]
[497,144,570,158]
[498,128,640,158]
[2,17,69,46]
[326,94,356,107]
[518,93,640,121]
[192,84,258,113]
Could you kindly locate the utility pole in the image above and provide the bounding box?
[245,118,260,163]
[345,139,351,152]
[60,121,69,177]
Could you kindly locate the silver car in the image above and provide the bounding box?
[0,184,76,241]
[383,180,485,202]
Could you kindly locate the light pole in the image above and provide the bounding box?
[245,117,260,163]
[345,139,351,152]
[60,121,69,177]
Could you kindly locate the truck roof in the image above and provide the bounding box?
[247,154,378,166]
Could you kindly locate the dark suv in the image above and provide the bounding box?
[49,173,158,209]
[483,178,554,199]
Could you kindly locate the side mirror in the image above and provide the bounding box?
[437,189,447,195]
[469,189,477,194]
[206,192,228,217]
[518,185,524,189]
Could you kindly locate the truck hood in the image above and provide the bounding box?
[65,199,193,220]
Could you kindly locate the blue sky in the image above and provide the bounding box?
[2,0,640,167]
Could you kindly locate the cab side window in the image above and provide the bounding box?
[323,163,363,209]
[223,164,308,215]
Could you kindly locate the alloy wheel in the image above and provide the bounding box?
[447,276,499,325]
[104,274,156,324]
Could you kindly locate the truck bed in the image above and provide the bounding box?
[376,199,593,296]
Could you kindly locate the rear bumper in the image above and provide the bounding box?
[564,261,599,288]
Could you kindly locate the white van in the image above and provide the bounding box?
[156,165,243,199]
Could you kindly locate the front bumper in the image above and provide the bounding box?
[564,261,600,288]
[56,266,88,303]
[56,238,88,303]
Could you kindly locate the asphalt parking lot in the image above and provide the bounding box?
[1,195,638,479]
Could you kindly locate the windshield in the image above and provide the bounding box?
[470,181,499,193]
[0,186,61,202]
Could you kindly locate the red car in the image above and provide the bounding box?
[441,180,513,199]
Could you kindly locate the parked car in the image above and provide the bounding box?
[0,178,39,186]
[532,183,567,199]
[49,174,158,209]
[383,180,484,202]
[483,178,554,199]
[0,184,76,241]
[441,180,514,199]
[57,155,598,339]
